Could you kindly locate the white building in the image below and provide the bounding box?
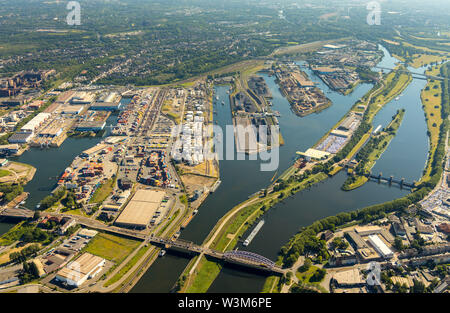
[368,234,394,259]
[55,253,105,287]
[21,113,51,134]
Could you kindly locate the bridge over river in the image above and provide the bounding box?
[149,236,285,275]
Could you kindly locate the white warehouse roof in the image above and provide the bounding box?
[368,234,394,259]
[21,113,51,133]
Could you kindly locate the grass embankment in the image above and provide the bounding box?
[182,256,223,293]
[104,244,150,287]
[410,54,448,69]
[180,172,327,293]
[0,222,26,246]
[364,69,412,121]
[342,109,405,191]
[420,64,445,183]
[0,169,11,178]
[261,275,282,293]
[180,67,413,292]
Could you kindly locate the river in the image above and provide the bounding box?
[0,47,431,293]
[132,46,430,293]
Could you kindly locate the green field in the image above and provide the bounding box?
[0,169,11,178]
[183,256,223,293]
[89,178,115,204]
[84,232,140,264]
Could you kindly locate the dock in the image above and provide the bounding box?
[209,180,222,193]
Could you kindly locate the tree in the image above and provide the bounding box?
[394,236,404,251]
[299,258,312,272]
[411,279,426,293]
[310,268,326,282]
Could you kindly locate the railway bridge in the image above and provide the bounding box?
[149,236,284,275]
[373,66,446,81]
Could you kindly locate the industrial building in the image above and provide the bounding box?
[55,253,105,287]
[78,229,98,239]
[338,114,358,131]
[8,132,33,143]
[90,102,122,111]
[80,144,109,158]
[76,121,106,132]
[296,148,330,161]
[331,268,365,288]
[114,189,165,229]
[70,92,95,105]
[345,231,368,250]
[55,104,84,115]
[368,234,394,259]
[20,113,51,133]
[0,144,19,155]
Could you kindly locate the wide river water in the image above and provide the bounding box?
[0,48,431,293]
[131,47,430,293]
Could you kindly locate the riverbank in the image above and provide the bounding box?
[173,47,429,294]
[272,60,449,294]
[175,64,408,293]
[342,109,406,191]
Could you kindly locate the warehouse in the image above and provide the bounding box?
[90,102,122,111]
[0,144,19,154]
[8,132,33,143]
[55,104,84,115]
[330,129,350,139]
[345,231,368,250]
[296,148,330,161]
[354,225,382,236]
[338,115,357,131]
[21,112,51,133]
[368,234,394,259]
[70,92,95,105]
[55,253,105,287]
[114,189,165,229]
[76,121,106,132]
